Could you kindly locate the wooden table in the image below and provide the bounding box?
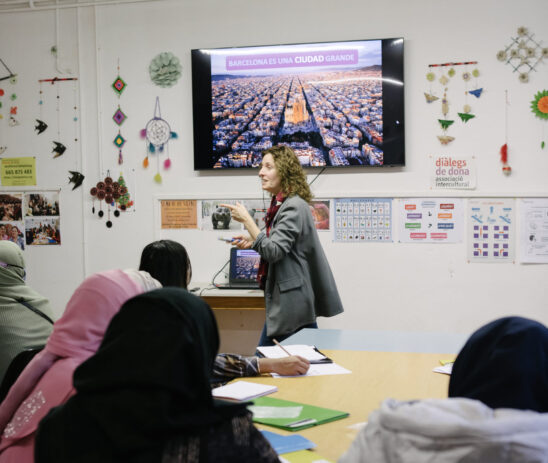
[195,284,265,355]
[235,349,451,461]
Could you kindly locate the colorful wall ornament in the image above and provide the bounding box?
[496,27,548,83]
[149,52,182,88]
[531,89,548,148]
[425,61,482,145]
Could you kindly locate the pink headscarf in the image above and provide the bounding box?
[0,269,158,462]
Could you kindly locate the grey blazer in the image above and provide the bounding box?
[253,195,344,337]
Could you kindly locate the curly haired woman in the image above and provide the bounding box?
[222,145,343,346]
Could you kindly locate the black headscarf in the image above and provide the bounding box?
[449,316,548,412]
[35,288,247,463]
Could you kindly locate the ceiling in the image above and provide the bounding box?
[0,0,166,13]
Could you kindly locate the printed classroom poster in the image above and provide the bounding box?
[161,200,197,229]
[333,198,392,242]
[398,198,463,243]
[467,198,515,263]
[519,198,548,264]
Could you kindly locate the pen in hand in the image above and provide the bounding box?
[272,338,292,357]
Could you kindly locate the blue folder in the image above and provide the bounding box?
[260,430,315,454]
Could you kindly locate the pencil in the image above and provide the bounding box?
[272,338,292,357]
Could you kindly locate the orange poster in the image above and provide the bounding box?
[161,200,197,229]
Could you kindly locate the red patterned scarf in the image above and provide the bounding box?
[257,192,285,289]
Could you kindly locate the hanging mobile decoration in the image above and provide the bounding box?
[112,59,127,165]
[530,89,548,149]
[38,77,78,158]
[500,90,512,176]
[458,68,477,123]
[149,52,182,88]
[0,58,16,83]
[496,26,548,83]
[140,96,178,183]
[68,170,85,190]
[426,61,481,145]
[89,171,133,228]
[35,81,48,134]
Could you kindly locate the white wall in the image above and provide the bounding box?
[0,0,547,335]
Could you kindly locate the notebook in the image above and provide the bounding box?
[257,345,333,364]
[212,380,277,401]
[250,396,349,431]
[217,247,261,289]
[260,430,315,454]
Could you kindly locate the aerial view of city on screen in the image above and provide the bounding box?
[209,41,383,168]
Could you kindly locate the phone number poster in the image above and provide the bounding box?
[398,198,463,243]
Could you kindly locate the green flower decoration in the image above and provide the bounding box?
[149,52,182,88]
[531,90,548,119]
[472,69,480,78]
[448,68,455,77]
[426,72,435,82]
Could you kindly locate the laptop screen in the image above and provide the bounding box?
[229,248,260,287]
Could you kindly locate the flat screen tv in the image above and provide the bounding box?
[191,38,404,170]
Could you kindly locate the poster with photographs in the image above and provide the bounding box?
[199,199,269,231]
[310,200,330,230]
[25,192,60,217]
[0,193,25,250]
[25,217,61,245]
[24,192,61,246]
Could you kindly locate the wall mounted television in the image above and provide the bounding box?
[191,38,404,170]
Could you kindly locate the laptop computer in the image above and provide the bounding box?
[217,248,261,289]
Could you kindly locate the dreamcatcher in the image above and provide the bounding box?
[89,172,133,228]
[140,97,178,183]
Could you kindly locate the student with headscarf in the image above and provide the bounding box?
[338,316,548,463]
[140,239,310,382]
[0,241,55,384]
[35,288,280,463]
[0,269,160,463]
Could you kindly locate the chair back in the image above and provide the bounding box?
[0,346,44,404]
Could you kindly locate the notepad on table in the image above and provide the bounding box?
[257,345,332,364]
[251,396,348,431]
[260,430,315,454]
[212,380,277,401]
[279,450,333,463]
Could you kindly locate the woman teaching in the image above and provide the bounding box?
[222,145,343,346]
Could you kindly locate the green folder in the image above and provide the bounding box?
[251,396,349,432]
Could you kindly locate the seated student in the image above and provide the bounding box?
[35,288,280,463]
[0,269,160,463]
[0,241,55,384]
[338,316,548,463]
[139,239,310,382]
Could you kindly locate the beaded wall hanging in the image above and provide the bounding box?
[112,59,127,165]
[37,77,79,158]
[140,97,178,183]
[496,27,548,83]
[500,90,512,176]
[89,171,134,228]
[425,61,482,145]
[0,59,18,155]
